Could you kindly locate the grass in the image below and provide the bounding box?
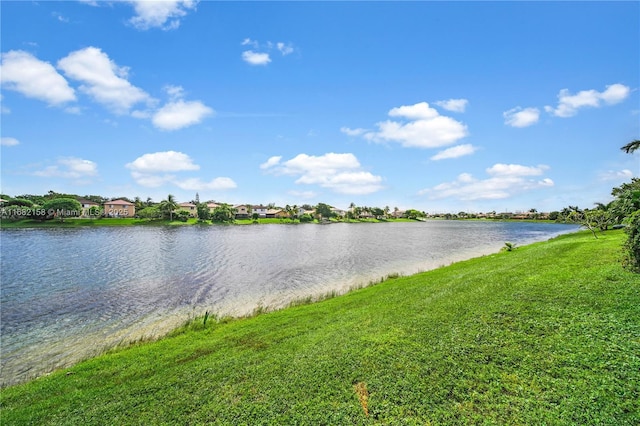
[1,230,638,424]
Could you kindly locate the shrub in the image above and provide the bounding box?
[299,213,313,223]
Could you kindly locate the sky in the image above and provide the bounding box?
[1,1,639,213]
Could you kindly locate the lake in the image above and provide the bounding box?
[0,220,579,386]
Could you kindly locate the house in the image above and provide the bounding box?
[234,205,249,219]
[331,207,346,218]
[207,202,220,213]
[77,198,100,217]
[266,209,288,219]
[103,199,135,217]
[358,210,374,219]
[252,205,268,218]
[178,202,197,217]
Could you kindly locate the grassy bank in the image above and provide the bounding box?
[2,230,638,424]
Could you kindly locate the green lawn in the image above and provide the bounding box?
[1,230,638,425]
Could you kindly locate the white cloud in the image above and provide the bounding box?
[388,102,439,120]
[0,94,9,114]
[430,144,477,161]
[545,83,630,118]
[241,38,258,48]
[503,107,540,128]
[435,98,468,113]
[340,127,368,136]
[126,151,234,190]
[277,42,294,55]
[242,50,271,66]
[58,47,151,114]
[600,169,633,181]
[0,50,76,106]
[487,163,548,177]
[126,151,200,173]
[353,102,468,149]
[127,0,198,30]
[152,99,213,131]
[260,156,282,169]
[1,137,20,146]
[33,157,98,179]
[173,177,237,191]
[262,152,384,195]
[420,163,553,201]
[240,39,295,65]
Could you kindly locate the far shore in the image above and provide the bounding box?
[0,216,563,229]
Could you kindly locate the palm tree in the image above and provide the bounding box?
[159,194,178,221]
[621,139,640,154]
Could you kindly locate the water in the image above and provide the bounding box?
[0,221,579,386]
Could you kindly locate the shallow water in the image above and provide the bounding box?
[0,220,579,386]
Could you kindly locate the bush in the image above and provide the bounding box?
[299,213,313,223]
[623,210,640,273]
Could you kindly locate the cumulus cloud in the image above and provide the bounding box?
[420,163,553,201]
[435,98,468,113]
[1,137,20,146]
[545,83,630,118]
[58,47,151,114]
[126,151,235,190]
[33,157,98,179]
[260,156,282,169]
[126,151,199,173]
[430,144,477,161]
[127,0,198,30]
[0,50,76,106]
[503,107,540,128]
[262,152,384,195]
[350,102,468,149]
[241,51,271,66]
[152,99,213,130]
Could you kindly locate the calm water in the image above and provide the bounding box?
[0,221,578,386]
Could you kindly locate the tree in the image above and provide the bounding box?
[159,194,178,221]
[137,206,161,219]
[211,204,235,223]
[315,203,333,221]
[196,203,210,221]
[41,198,82,222]
[371,207,384,219]
[621,139,640,154]
[133,196,145,213]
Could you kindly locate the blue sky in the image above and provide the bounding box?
[1,1,638,213]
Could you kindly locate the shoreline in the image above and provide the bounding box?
[3,229,636,425]
[0,216,567,229]
[1,226,581,388]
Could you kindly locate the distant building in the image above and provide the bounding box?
[178,202,197,217]
[103,199,135,217]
